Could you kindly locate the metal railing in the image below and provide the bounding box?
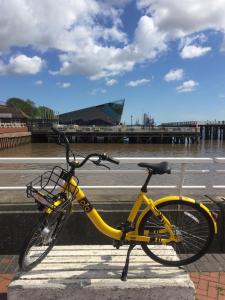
[0,122,27,128]
[0,157,225,195]
[161,121,225,127]
[60,126,199,133]
[30,123,200,133]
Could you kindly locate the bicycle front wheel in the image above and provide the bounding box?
[139,200,214,266]
[19,203,71,272]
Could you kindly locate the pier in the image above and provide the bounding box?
[161,121,225,140]
[29,123,200,144]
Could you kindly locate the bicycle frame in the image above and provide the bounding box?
[44,172,217,243]
[45,176,184,244]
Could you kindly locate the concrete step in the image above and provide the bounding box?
[8,245,195,300]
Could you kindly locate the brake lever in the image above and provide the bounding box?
[98,163,110,170]
[92,159,110,170]
[92,158,101,166]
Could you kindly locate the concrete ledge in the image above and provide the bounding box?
[8,245,195,300]
[0,200,222,254]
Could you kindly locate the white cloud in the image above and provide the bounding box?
[137,0,225,38]
[180,45,211,59]
[179,33,208,50]
[35,80,43,85]
[164,69,183,81]
[133,15,167,59]
[0,1,126,52]
[0,55,44,75]
[1,0,225,79]
[0,1,128,53]
[53,15,167,79]
[56,82,71,88]
[127,78,151,87]
[176,80,199,93]
[90,88,107,95]
[106,79,118,86]
[0,1,168,79]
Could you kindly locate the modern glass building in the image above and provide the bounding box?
[59,99,125,125]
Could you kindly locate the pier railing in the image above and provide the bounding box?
[31,124,200,133]
[0,122,27,128]
[61,126,199,133]
[0,157,225,195]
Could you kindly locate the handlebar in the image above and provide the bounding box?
[51,126,69,145]
[51,126,120,168]
[78,153,119,167]
[51,126,71,165]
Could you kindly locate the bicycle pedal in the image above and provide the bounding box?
[113,239,122,249]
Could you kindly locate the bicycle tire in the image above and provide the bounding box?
[139,200,214,266]
[19,202,71,272]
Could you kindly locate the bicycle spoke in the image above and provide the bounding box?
[140,200,213,266]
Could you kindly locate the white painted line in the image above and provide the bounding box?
[0,169,210,174]
[0,185,208,191]
[0,157,214,164]
[214,158,225,163]
[213,185,225,189]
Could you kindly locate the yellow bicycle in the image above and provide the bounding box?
[19,127,217,281]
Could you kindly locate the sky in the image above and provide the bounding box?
[1,0,225,124]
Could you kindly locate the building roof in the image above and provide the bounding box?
[0,105,30,119]
[59,99,125,125]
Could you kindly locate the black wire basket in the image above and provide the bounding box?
[26,166,78,209]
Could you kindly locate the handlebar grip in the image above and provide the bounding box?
[106,156,120,165]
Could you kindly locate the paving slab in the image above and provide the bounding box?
[8,245,195,300]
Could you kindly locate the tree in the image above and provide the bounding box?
[6,98,56,119]
[6,98,37,118]
[37,106,55,119]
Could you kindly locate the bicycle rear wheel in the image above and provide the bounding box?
[139,200,214,266]
[19,202,71,272]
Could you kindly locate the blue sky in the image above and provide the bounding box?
[1,0,225,124]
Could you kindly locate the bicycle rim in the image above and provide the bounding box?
[19,203,71,271]
[139,200,214,266]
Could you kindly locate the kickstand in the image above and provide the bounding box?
[121,243,136,281]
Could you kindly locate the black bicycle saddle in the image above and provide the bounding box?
[138,161,171,175]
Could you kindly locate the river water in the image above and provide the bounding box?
[0,139,224,157]
[0,140,225,202]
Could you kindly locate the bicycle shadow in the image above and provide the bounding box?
[18,246,187,287]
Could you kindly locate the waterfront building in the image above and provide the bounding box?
[0,105,30,124]
[0,105,31,149]
[59,99,125,126]
[143,113,154,127]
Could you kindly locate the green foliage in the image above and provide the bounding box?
[6,98,55,119]
[37,106,55,119]
[6,98,37,117]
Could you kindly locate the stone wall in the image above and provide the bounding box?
[0,131,31,150]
